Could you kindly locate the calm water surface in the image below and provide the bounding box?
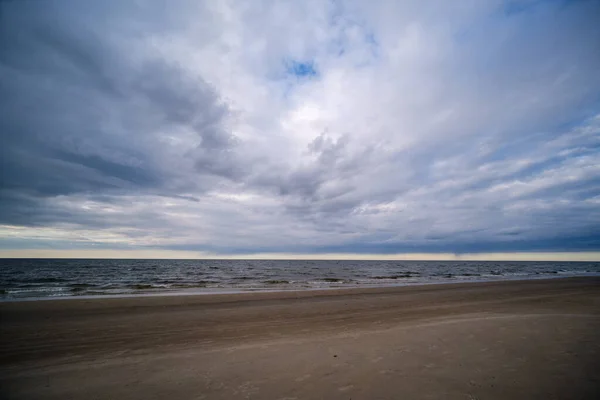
[1,259,599,300]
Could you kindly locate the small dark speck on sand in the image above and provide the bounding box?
[334,355,337,357]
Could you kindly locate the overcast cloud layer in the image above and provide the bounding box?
[1,0,600,256]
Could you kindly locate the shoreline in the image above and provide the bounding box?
[2,272,599,303]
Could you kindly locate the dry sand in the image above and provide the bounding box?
[1,277,599,399]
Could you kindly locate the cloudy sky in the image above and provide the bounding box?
[1,0,599,259]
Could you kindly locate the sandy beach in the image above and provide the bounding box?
[1,277,599,399]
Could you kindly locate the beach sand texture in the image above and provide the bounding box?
[1,278,599,399]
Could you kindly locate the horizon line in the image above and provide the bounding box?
[0,250,599,262]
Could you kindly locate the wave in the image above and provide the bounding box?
[30,277,69,283]
[371,274,416,279]
[126,284,158,290]
[11,277,69,284]
[320,278,344,282]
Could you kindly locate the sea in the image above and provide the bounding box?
[1,259,599,300]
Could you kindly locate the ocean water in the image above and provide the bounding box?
[1,259,599,300]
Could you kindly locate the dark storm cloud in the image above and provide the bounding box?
[0,1,240,225]
[252,132,371,204]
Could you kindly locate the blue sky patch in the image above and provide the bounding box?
[285,60,318,78]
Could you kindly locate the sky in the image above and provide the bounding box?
[1,0,600,260]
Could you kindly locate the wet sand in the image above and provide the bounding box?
[1,277,599,399]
